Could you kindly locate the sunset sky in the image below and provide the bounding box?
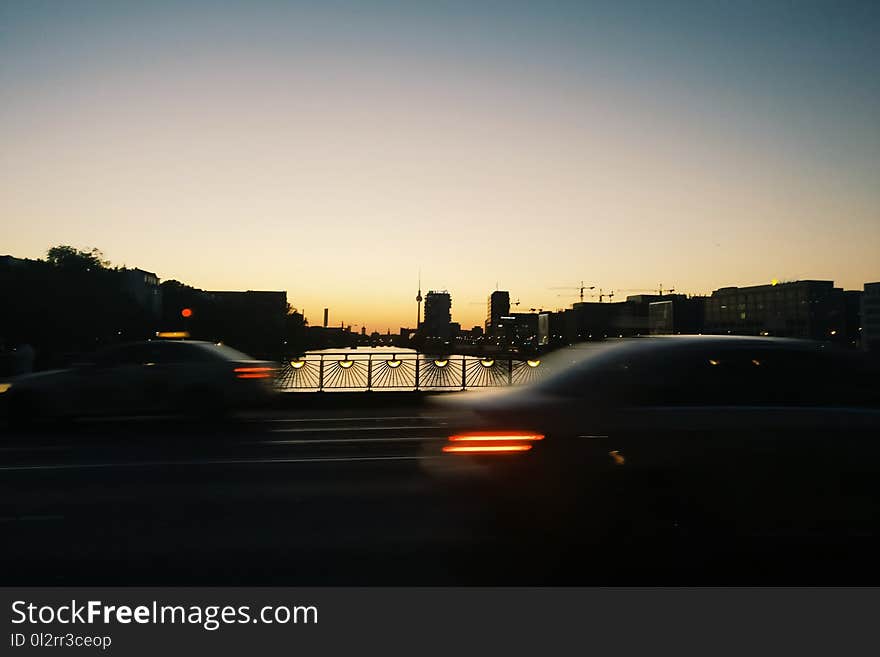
[2,1,879,331]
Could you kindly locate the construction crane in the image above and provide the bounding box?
[616,285,676,296]
[549,281,595,303]
[591,288,615,303]
[472,299,522,307]
[555,288,614,303]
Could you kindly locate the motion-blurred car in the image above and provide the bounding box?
[425,336,880,541]
[1,340,278,427]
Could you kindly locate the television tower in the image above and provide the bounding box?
[415,270,423,328]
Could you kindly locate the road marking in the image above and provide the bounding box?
[0,444,74,452]
[0,455,435,472]
[268,416,446,423]
[0,434,445,453]
[254,435,446,445]
[270,425,442,433]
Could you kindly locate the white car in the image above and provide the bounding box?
[1,340,278,426]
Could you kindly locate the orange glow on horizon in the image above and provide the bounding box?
[4,3,879,331]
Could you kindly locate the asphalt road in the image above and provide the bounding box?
[3,407,880,585]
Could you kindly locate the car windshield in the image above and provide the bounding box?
[532,340,656,394]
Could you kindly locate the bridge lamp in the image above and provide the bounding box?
[433,359,448,368]
[479,359,495,368]
[290,359,306,369]
[339,359,354,369]
[527,359,541,368]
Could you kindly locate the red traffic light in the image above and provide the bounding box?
[181,307,193,318]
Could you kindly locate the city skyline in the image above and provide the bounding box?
[3,1,879,330]
[3,245,874,337]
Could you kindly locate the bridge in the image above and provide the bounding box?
[276,352,545,391]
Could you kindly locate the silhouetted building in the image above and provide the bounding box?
[496,312,539,348]
[615,295,666,335]
[305,325,354,350]
[0,255,28,269]
[207,290,288,357]
[486,291,510,336]
[120,268,162,318]
[546,311,567,346]
[537,312,551,346]
[564,301,625,341]
[842,290,862,349]
[323,308,329,328]
[423,290,452,339]
[649,296,706,335]
[703,281,851,341]
[863,283,880,352]
[560,295,684,342]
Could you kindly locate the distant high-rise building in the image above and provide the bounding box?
[323,308,329,328]
[486,290,510,335]
[415,272,423,328]
[424,290,452,339]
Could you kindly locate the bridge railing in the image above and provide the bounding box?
[275,353,545,391]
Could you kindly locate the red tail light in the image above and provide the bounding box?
[443,444,534,453]
[442,431,544,454]
[234,366,274,379]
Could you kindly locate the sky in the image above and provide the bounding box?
[2,0,879,331]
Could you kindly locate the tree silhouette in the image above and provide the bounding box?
[46,246,110,271]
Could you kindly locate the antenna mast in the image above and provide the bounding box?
[415,269,423,328]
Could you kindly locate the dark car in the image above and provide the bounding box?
[1,340,278,427]
[424,336,880,542]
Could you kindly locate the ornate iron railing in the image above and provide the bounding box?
[275,353,545,391]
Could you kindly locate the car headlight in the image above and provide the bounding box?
[0,383,12,394]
